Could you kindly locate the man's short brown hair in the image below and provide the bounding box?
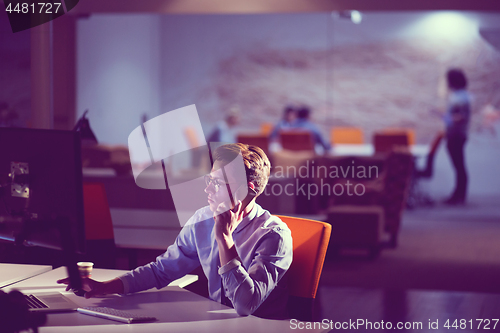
[213,143,271,195]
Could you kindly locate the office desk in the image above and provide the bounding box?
[5,267,315,333]
[4,266,197,293]
[331,144,429,157]
[0,263,52,288]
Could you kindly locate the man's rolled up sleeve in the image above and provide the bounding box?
[119,224,200,294]
[220,228,293,316]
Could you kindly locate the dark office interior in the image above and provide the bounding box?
[1,0,500,331]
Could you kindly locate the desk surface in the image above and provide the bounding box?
[331,143,429,156]
[0,263,52,288]
[4,266,197,292]
[6,267,313,333]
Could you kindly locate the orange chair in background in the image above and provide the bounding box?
[382,128,416,145]
[280,131,315,152]
[276,215,331,320]
[184,126,209,172]
[83,182,116,268]
[184,126,201,148]
[331,127,364,144]
[260,122,274,136]
[237,133,270,159]
[373,132,409,153]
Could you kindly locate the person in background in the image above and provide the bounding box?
[443,68,471,205]
[269,105,296,141]
[207,106,240,144]
[292,106,331,153]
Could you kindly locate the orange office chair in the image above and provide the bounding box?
[260,122,274,136]
[276,215,332,320]
[373,132,409,153]
[237,133,271,159]
[280,131,315,152]
[184,126,211,172]
[184,126,201,148]
[331,127,364,144]
[382,128,416,145]
[82,182,116,268]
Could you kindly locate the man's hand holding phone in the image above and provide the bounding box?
[213,184,257,243]
[213,199,249,267]
[213,200,245,245]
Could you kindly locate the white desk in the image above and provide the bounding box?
[330,144,429,157]
[5,267,318,333]
[4,266,197,293]
[0,263,52,288]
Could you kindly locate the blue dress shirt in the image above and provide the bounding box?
[445,89,471,139]
[269,120,294,141]
[119,203,293,318]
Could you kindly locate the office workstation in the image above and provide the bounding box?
[2,266,310,332]
[0,125,330,332]
[2,0,500,332]
[3,267,283,332]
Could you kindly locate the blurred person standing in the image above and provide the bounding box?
[443,68,471,205]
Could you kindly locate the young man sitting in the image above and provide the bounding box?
[59,143,293,319]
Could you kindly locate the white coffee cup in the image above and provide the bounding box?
[77,262,94,278]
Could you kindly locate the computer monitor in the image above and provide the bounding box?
[0,128,85,292]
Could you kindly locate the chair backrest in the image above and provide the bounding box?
[237,133,270,158]
[373,132,409,153]
[280,131,314,152]
[83,182,114,241]
[260,123,274,136]
[276,215,331,299]
[381,128,416,145]
[420,131,444,178]
[184,127,201,148]
[331,127,364,144]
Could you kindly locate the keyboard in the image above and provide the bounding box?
[24,294,48,309]
[77,307,157,324]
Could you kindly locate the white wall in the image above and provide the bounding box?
[159,13,330,136]
[77,14,161,145]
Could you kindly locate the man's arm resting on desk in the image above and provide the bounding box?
[57,221,197,298]
[118,224,201,294]
[57,277,124,299]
